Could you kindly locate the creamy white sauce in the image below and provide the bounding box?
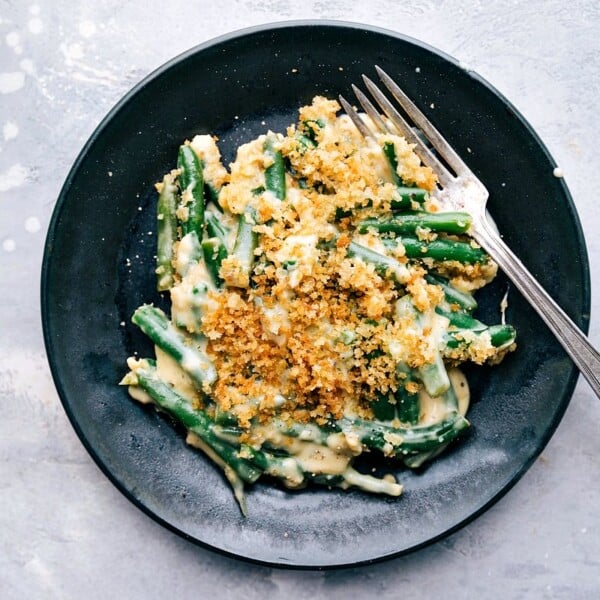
[418,367,470,425]
[294,443,351,475]
[451,368,470,417]
[155,346,199,402]
[342,468,403,496]
[266,457,304,488]
[127,385,153,405]
[174,232,201,277]
[255,424,355,478]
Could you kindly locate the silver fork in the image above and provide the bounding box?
[340,65,600,399]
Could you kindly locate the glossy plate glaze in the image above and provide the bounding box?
[41,22,590,568]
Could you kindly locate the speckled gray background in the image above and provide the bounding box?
[1,1,599,598]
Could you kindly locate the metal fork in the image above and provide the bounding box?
[340,65,600,399]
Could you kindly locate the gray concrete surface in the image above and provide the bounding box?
[1,1,599,598]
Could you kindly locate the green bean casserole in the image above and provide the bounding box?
[121,96,516,513]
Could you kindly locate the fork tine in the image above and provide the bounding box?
[375,65,469,176]
[350,84,391,133]
[338,94,374,139]
[361,75,454,188]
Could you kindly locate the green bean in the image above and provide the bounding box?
[435,299,516,355]
[213,406,239,427]
[266,411,467,457]
[395,364,420,425]
[390,187,429,211]
[371,365,420,424]
[436,306,487,331]
[177,145,205,237]
[131,304,217,388]
[395,295,450,397]
[359,211,472,235]
[425,273,477,312]
[447,313,516,347]
[371,391,396,421]
[295,132,317,152]
[228,208,257,288]
[130,365,261,483]
[339,413,470,457]
[155,173,179,291]
[382,141,429,210]
[202,237,227,287]
[302,118,325,142]
[346,240,407,282]
[264,136,286,200]
[204,182,223,212]
[383,141,401,186]
[403,380,461,468]
[384,236,488,264]
[206,212,230,247]
[418,351,450,397]
[444,324,517,351]
[489,324,517,348]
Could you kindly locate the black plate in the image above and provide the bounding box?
[41,21,590,568]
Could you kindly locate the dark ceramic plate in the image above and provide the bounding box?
[41,21,590,568]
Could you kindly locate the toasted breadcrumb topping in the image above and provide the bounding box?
[171,96,500,428]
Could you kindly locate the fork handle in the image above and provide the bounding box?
[474,220,600,399]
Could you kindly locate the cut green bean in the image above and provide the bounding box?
[130,364,262,483]
[371,363,420,424]
[371,391,396,421]
[444,323,517,350]
[425,273,478,312]
[359,211,472,235]
[436,306,487,332]
[302,118,325,142]
[384,236,488,264]
[156,173,179,291]
[383,141,401,186]
[339,413,470,457]
[295,132,317,152]
[214,406,239,427]
[395,295,450,397]
[418,352,450,397]
[202,237,227,287]
[227,208,257,288]
[395,364,420,425]
[204,182,223,212]
[382,141,429,210]
[131,304,217,388]
[268,410,469,457]
[403,380,460,468]
[346,240,407,282]
[489,324,517,348]
[177,145,205,237]
[206,212,230,247]
[264,136,286,200]
[390,187,429,211]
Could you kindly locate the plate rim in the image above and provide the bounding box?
[41,19,591,570]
